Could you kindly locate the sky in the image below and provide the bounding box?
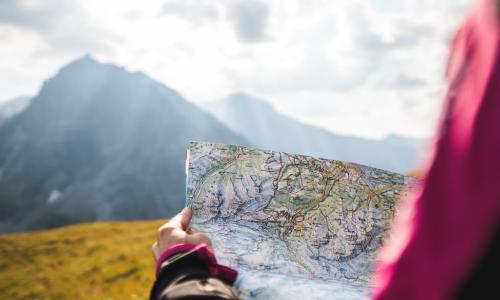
[0,0,473,139]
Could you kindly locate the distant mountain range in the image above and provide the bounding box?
[0,56,423,232]
[203,93,423,173]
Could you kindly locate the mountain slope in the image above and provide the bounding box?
[202,93,423,173]
[0,56,248,232]
[0,95,31,125]
[0,220,163,300]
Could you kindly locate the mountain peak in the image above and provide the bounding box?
[227,92,253,100]
[64,54,100,69]
[56,55,130,79]
[226,92,264,102]
[223,92,275,111]
[56,56,166,91]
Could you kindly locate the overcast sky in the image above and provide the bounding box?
[0,0,472,139]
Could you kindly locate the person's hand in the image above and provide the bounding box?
[152,207,213,261]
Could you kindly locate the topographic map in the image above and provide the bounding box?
[186,142,419,299]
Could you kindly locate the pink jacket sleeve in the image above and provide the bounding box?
[372,1,500,299]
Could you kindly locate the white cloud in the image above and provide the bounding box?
[226,0,270,43]
[158,0,270,42]
[0,0,76,31]
[160,0,219,23]
[0,0,115,54]
[0,0,473,139]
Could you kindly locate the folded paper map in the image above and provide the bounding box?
[186,142,419,299]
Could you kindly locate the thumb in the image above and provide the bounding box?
[169,207,192,230]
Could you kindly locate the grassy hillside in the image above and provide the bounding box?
[0,220,165,300]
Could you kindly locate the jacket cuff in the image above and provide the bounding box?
[155,243,238,282]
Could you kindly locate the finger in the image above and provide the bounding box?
[186,227,198,234]
[152,242,160,261]
[186,233,214,252]
[168,207,192,230]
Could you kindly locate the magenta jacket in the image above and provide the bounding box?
[373,0,500,299]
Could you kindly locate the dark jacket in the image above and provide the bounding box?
[150,247,240,300]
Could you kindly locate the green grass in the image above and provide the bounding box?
[0,220,166,300]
